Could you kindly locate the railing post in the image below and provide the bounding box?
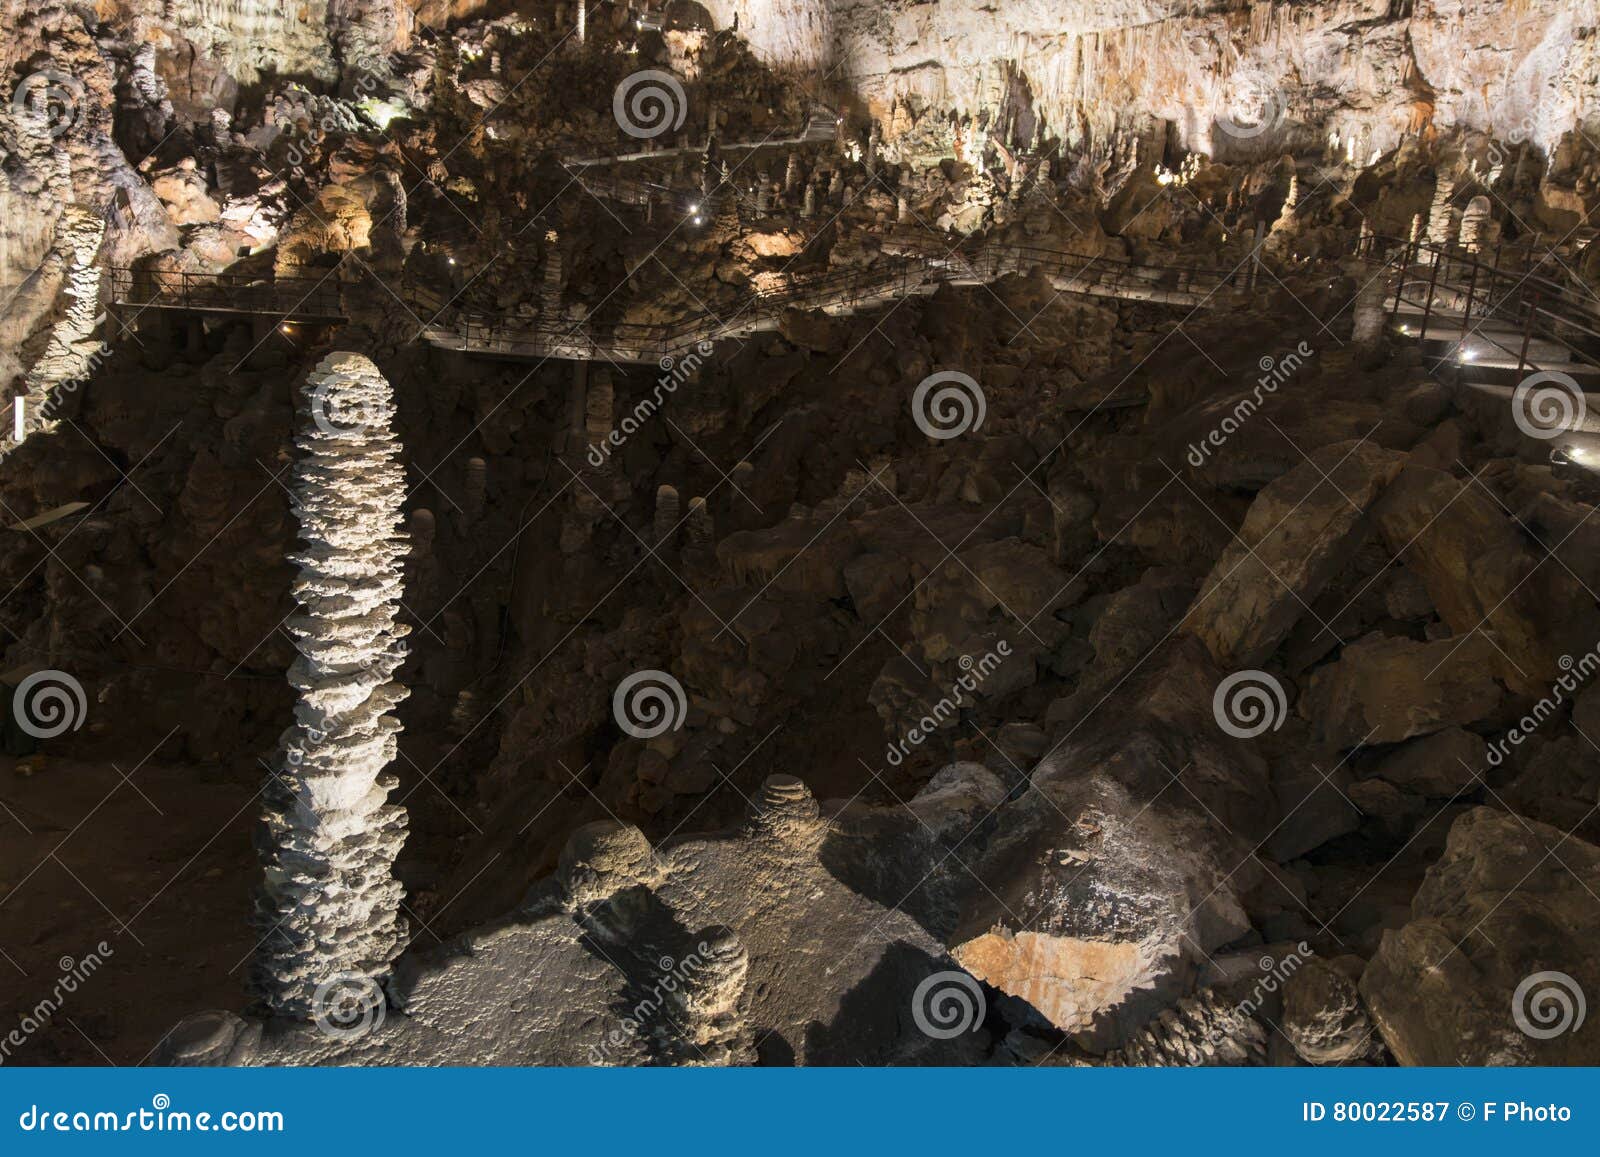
[1516,292,1539,379]
[1418,249,1441,347]
[1390,246,1410,322]
[1449,258,1479,369]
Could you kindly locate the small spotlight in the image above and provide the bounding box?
[692,215,704,225]
[448,256,456,265]
[688,203,700,214]
[279,323,293,334]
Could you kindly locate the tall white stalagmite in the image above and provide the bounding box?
[252,351,412,1019]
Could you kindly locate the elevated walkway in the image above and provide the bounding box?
[417,237,1239,364]
[1373,235,1600,457]
[106,267,346,323]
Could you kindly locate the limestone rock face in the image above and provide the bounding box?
[1303,633,1504,748]
[1373,466,1591,697]
[1361,808,1600,1066]
[708,0,1599,160]
[1185,440,1406,669]
[250,351,413,1019]
[1370,727,1490,798]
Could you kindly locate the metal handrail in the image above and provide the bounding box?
[1368,236,1600,381]
[106,229,1238,364]
[417,231,1237,362]
[106,265,347,320]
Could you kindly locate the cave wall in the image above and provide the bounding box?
[707,0,1600,159]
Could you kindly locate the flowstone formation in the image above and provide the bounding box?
[250,351,413,1020]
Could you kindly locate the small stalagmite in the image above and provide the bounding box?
[1460,195,1493,252]
[462,457,487,521]
[1425,177,1454,247]
[654,483,681,548]
[686,495,714,549]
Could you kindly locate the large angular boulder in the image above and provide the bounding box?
[1361,808,1600,1065]
[1372,466,1589,696]
[1302,632,1503,747]
[1282,956,1380,1064]
[1369,726,1489,797]
[1186,440,1406,668]
[950,639,1268,1049]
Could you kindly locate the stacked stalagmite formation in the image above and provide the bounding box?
[250,351,412,1020]
[16,205,107,439]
